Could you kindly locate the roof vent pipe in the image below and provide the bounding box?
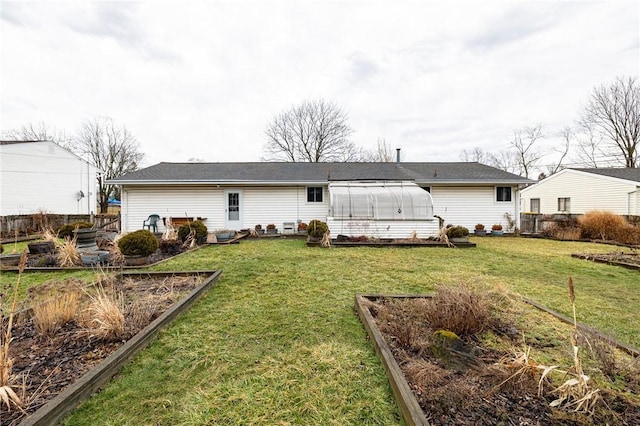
[396,148,401,167]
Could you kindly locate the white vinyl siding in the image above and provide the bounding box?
[0,141,97,215]
[121,185,329,233]
[520,170,640,215]
[430,186,519,230]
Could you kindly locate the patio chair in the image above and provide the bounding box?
[143,214,161,232]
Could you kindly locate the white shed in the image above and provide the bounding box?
[520,168,640,216]
[0,141,98,215]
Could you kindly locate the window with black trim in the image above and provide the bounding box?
[496,186,512,202]
[307,187,323,203]
[558,197,570,212]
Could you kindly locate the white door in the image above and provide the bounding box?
[225,190,243,229]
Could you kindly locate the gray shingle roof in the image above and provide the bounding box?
[572,168,640,183]
[110,162,533,185]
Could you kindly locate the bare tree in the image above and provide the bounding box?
[1,121,72,148]
[74,117,144,213]
[459,146,494,164]
[263,99,355,162]
[510,124,544,178]
[545,126,572,175]
[580,76,640,168]
[360,138,398,162]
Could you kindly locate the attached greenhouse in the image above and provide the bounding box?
[326,181,439,239]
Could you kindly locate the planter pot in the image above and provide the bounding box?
[0,253,22,267]
[123,255,149,266]
[491,230,504,237]
[266,229,278,234]
[474,230,487,237]
[28,240,56,254]
[215,232,232,242]
[450,237,469,243]
[74,228,98,251]
[80,250,110,266]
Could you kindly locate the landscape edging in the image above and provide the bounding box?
[19,269,223,426]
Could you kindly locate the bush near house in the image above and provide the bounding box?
[58,222,94,239]
[579,211,628,241]
[117,230,159,257]
[177,220,208,242]
[307,219,329,239]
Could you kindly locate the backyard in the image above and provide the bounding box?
[3,237,639,425]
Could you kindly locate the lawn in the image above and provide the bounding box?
[4,237,638,425]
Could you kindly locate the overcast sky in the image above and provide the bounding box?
[1,1,638,170]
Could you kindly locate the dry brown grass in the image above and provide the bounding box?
[579,210,628,241]
[423,284,497,336]
[82,283,125,341]
[616,223,640,246]
[57,236,81,267]
[0,251,27,411]
[32,291,80,337]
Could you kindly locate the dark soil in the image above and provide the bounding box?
[4,274,203,426]
[366,297,640,425]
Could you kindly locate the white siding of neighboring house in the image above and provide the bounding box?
[520,170,640,216]
[430,186,520,231]
[0,141,97,215]
[120,185,329,233]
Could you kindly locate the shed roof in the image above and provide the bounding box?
[572,168,640,183]
[109,162,533,186]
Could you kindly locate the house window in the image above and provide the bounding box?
[558,197,570,212]
[496,186,512,202]
[530,198,540,214]
[307,187,323,203]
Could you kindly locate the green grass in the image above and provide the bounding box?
[5,237,638,425]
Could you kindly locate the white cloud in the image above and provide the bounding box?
[1,0,638,170]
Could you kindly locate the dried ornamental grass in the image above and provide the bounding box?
[0,251,27,411]
[57,236,81,267]
[32,291,80,337]
[84,284,125,341]
[579,210,627,241]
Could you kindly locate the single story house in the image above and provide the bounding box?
[109,161,533,238]
[0,140,98,216]
[520,168,640,216]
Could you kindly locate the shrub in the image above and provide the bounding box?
[474,224,485,231]
[616,224,640,245]
[579,210,627,241]
[307,219,329,238]
[423,285,496,336]
[117,230,159,257]
[177,220,208,242]
[446,226,469,238]
[58,221,94,238]
[491,224,503,231]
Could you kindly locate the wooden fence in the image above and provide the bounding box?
[520,213,640,234]
[0,213,120,238]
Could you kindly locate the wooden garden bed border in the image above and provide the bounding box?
[310,241,476,248]
[355,293,640,426]
[571,253,640,272]
[19,269,223,426]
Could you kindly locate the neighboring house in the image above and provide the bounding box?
[0,140,98,216]
[109,161,532,237]
[520,168,640,216]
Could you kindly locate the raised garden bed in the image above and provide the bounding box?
[571,252,640,271]
[355,293,640,425]
[308,237,476,248]
[5,269,222,426]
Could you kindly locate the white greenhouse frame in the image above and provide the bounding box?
[327,181,439,239]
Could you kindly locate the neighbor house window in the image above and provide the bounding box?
[530,198,540,214]
[558,197,570,212]
[307,187,323,203]
[496,186,512,202]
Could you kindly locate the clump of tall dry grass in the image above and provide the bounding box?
[423,284,497,336]
[579,210,627,241]
[32,290,80,337]
[57,236,81,267]
[83,283,125,341]
[0,251,26,411]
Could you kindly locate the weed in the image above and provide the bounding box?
[423,284,495,336]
